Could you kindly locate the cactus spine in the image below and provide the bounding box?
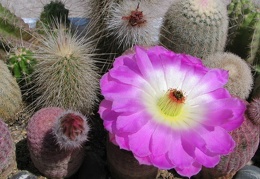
[160,0,229,59]
[226,0,260,68]
[0,59,23,123]
[30,22,99,115]
[27,107,90,178]
[0,119,16,178]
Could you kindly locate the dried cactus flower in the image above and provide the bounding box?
[203,52,253,99]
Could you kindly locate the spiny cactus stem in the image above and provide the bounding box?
[248,14,260,65]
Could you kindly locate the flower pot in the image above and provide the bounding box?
[106,139,158,179]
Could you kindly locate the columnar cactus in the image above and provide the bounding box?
[0,59,23,123]
[30,22,99,115]
[226,0,260,68]
[6,47,36,83]
[203,52,253,100]
[0,118,16,178]
[160,0,229,59]
[88,0,169,73]
[27,107,90,178]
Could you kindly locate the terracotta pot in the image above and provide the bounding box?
[106,139,158,179]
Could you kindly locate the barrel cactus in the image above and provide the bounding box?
[27,107,90,178]
[0,118,16,178]
[160,0,229,59]
[0,59,23,123]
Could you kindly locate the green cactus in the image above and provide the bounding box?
[6,47,36,83]
[0,3,33,47]
[160,0,229,59]
[226,0,260,68]
[0,59,23,124]
[37,0,70,31]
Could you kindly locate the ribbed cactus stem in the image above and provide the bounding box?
[248,14,260,65]
[160,0,228,59]
[53,111,89,149]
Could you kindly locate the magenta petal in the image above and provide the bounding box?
[189,69,229,98]
[135,46,154,78]
[175,162,202,178]
[128,120,156,157]
[150,125,172,156]
[198,125,235,154]
[115,110,149,134]
[194,148,220,167]
[134,155,152,165]
[149,153,173,169]
[167,132,195,168]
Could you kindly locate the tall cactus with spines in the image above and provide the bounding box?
[0,3,33,47]
[160,0,229,59]
[0,118,16,179]
[30,21,99,115]
[226,0,260,69]
[27,107,90,178]
[0,59,23,124]
[6,47,37,83]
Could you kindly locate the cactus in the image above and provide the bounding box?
[203,52,253,100]
[88,0,169,73]
[0,3,33,47]
[30,21,99,115]
[194,105,260,179]
[0,59,23,123]
[160,0,229,59]
[6,46,36,83]
[27,107,90,178]
[226,0,260,69]
[37,0,70,31]
[0,118,16,178]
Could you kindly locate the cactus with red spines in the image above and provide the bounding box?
[27,107,90,178]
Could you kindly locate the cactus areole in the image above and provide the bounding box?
[122,3,146,27]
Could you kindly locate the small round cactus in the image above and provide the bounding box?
[203,52,253,100]
[30,21,100,115]
[27,107,90,178]
[6,47,36,83]
[0,59,23,123]
[160,0,229,59]
[0,118,16,178]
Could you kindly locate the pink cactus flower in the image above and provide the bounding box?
[99,45,246,178]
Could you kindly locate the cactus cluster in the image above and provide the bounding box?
[27,107,90,178]
[0,118,16,178]
[160,0,229,59]
[0,59,23,123]
[6,47,36,83]
[226,0,260,70]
